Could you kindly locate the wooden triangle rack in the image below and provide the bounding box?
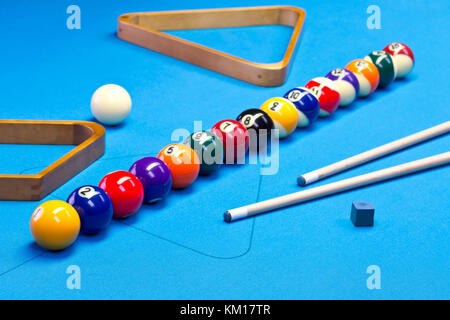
[117,6,306,87]
[0,120,105,201]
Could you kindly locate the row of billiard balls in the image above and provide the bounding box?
[255,42,415,140]
[29,42,414,251]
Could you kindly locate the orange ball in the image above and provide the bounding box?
[30,200,80,251]
[345,59,380,97]
[157,143,200,189]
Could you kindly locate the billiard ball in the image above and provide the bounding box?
[236,109,274,150]
[304,77,340,117]
[211,120,250,163]
[184,131,223,175]
[236,108,274,134]
[91,84,132,125]
[99,171,144,218]
[283,87,320,126]
[325,68,360,106]
[67,185,113,234]
[129,157,172,202]
[157,143,200,188]
[260,97,298,138]
[364,51,396,88]
[383,42,414,78]
[345,59,380,97]
[30,200,80,250]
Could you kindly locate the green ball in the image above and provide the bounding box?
[184,131,223,175]
[364,51,396,88]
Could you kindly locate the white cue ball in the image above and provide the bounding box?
[90,84,132,125]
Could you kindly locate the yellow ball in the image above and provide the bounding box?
[30,200,80,251]
[260,97,299,138]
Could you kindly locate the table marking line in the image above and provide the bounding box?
[114,174,264,260]
[116,220,252,260]
[0,251,47,279]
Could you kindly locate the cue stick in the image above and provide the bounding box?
[224,151,450,222]
[298,121,450,186]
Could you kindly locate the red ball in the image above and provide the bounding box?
[383,42,414,63]
[99,171,144,218]
[383,42,414,78]
[211,119,249,163]
[305,77,340,117]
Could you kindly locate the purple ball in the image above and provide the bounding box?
[325,68,360,106]
[129,157,172,203]
[326,68,359,94]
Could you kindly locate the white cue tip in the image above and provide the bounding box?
[297,172,319,186]
[224,207,249,222]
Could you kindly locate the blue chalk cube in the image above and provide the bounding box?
[350,201,374,227]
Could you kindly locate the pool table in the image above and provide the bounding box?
[0,0,449,300]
